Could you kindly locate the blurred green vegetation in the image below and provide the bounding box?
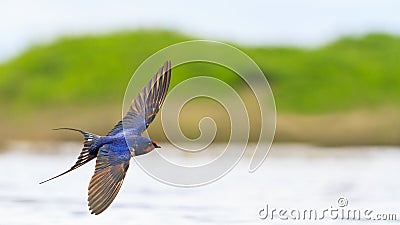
[248,33,400,113]
[0,30,399,114]
[0,30,400,146]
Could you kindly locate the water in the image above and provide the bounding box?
[1,143,399,224]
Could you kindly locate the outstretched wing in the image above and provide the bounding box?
[107,60,171,136]
[87,145,130,215]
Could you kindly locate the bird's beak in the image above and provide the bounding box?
[155,145,161,148]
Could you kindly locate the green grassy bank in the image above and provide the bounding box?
[0,30,399,146]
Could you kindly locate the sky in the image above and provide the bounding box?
[0,0,399,62]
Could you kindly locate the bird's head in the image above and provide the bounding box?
[132,137,161,156]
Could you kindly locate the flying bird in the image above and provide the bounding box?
[40,61,172,215]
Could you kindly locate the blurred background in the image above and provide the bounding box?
[1,1,400,224]
[1,0,400,146]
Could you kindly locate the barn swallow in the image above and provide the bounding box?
[40,61,171,215]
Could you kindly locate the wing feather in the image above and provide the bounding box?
[87,146,130,215]
[107,60,171,136]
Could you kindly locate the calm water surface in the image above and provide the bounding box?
[1,143,399,225]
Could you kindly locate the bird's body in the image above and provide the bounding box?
[40,61,171,215]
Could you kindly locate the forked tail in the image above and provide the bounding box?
[39,128,101,184]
